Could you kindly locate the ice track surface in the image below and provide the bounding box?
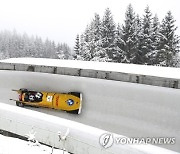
[0,70,180,152]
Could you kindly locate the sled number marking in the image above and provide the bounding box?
[47,96,53,102]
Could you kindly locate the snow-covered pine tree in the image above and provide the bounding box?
[44,39,58,58]
[78,34,85,60]
[62,43,71,60]
[44,39,52,58]
[90,13,109,62]
[80,25,93,61]
[148,14,161,65]
[101,8,116,61]
[80,13,108,62]
[56,43,64,59]
[34,36,44,58]
[131,14,144,64]
[11,30,20,57]
[119,4,137,63]
[51,41,58,59]
[87,14,100,61]
[140,6,154,64]
[159,11,180,67]
[92,13,102,43]
[73,34,80,59]
[57,43,72,59]
[21,33,30,57]
[0,31,10,59]
[113,24,128,63]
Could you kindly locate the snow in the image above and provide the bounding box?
[2,57,180,79]
[0,134,69,154]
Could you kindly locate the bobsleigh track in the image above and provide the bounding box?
[0,69,180,152]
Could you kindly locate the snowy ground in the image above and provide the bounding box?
[0,134,69,154]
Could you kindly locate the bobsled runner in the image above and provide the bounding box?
[10,88,82,114]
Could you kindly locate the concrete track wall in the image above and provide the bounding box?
[0,62,180,89]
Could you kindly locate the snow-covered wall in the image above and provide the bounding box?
[0,103,179,154]
[0,58,180,89]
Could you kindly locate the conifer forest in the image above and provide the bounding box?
[0,5,179,67]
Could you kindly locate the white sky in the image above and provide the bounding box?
[0,0,179,48]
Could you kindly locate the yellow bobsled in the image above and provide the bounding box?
[11,88,82,114]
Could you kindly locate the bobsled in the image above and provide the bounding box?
[11,88,82,114]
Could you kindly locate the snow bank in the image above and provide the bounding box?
[0,134,69,154]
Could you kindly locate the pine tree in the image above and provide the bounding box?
[87,14,101,60]
[159,11,180,67]
[113,24,127,63]
[140,6,154,64]
[131,14,143,64]
[119,4,137,63]
[90,13,108,61]
[34,36,44,58]
[80,13,107,61]
[56,43,71,59]
[79,34,85,60]
[91,13,103,61]
[148,14,161,65]
[80,25,93,61]
[62,43,71,59]
[101,8,116,60]
[92,13,102,42]
[73,34,80,59]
